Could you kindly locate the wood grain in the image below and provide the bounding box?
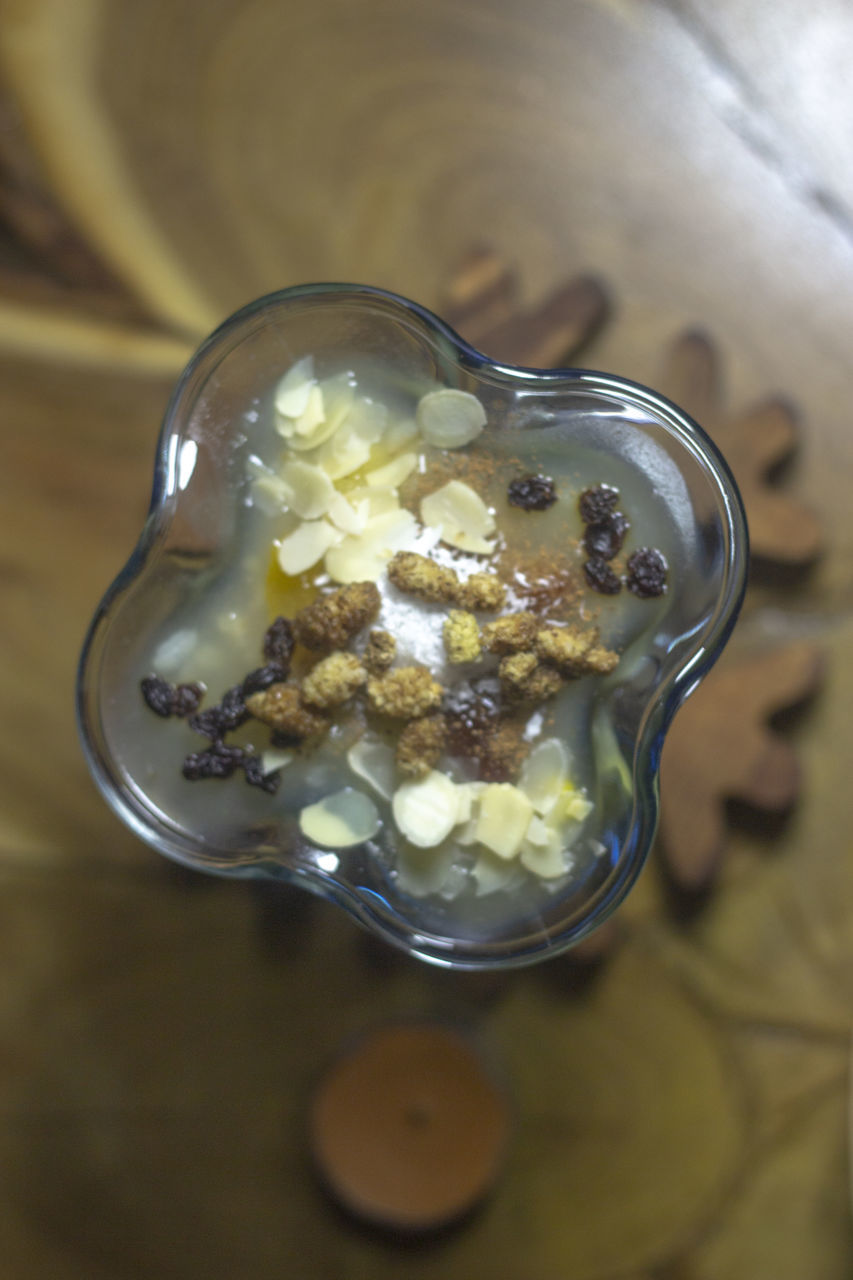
[1,1,852,1277]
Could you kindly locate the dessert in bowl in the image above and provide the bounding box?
[77,284,747,968]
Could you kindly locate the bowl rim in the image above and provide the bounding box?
[76,281,749,969]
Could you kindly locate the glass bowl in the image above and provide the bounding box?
[77,284,747,969]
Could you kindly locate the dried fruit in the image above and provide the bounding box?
[507,474,557,511]
[140,675,173,717]
[578,484,619,525]
[172,683,205,717]
[242,663,289,697]
[583,512,629,560]
[294,582,381,651]
[396,714,447,778]
[626,547,668,598]
[182,742,246,781]
[583,557,622,595]
[141,674,197,718]
[263,616,295,669]
[242,754,282,793]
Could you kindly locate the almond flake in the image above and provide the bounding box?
[325,508,418,583]
[384,417,418,452]
[277,519,341,575]
[279,459,335,519]
[520,827,567,878]
[416,388,486,448]
[392,770,460,848]
[475,783,533,859]
[346,735,396,800]
[420,479,496,554]
[274,356,315,418]
[345,485,400,518]
[327,490,369,535]
[472,849,523,896]
[518,738,570,815]
[317,421,373,480]
[364,452,418,489]
[299,788,380,848]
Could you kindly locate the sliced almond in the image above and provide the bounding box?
[416,388,486,449]
[392,770,460,848]
[364,451,418,489]
[347,395,389,444]
[274,355,315,418]
[316,421,373,480]
[394,840,459,898]
[327,489,369,535]
[250,472,291,515]
[279,458,336,519]
[518,738,570,815]
[299,788,380,848]
[325,508,418,583]
[277,518,341,576]
[546,788,594,830]
[420,479,496,555]
[345,485,400,519]
[475,783,533,860]
[520,826,567,878]
[302,372,353,437]
[472,849,523,896]
[346,734,397,801]
[384,417,418,452]
[277,384,333,449]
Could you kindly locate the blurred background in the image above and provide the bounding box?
[2,0,852,1275]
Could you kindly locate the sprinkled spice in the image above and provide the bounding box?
[507,474,557,511]
[627,547,668,598]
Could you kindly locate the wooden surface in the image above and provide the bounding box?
[1,2,852,1276]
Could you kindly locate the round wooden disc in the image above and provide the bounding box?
[308,1022,510,1231]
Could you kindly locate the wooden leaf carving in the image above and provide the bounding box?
[441,246,609,367]
[660,332,822,565]
[659,643,824,891]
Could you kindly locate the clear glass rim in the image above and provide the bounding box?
[76,282,749,970]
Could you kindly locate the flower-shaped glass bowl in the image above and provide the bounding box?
[77,284,747,969]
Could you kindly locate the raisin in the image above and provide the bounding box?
[172,682,205,717]
[444,684,500,758]
[578,485,619,525]
[583,557,622,595]
[583,511,630,560]
[219,684,249,731]
[507,474,557,511]
[242,664,288,697]
[263,616,295,670]
[140,675,176,717]
[627,547,668,598]
[188,706,227,741]
[182,742,245,781]
[243,754,282,793]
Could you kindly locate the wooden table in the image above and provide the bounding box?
[1,3,852,1276]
